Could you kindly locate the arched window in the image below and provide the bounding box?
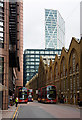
[46,70,48,82]
[69,67,72,92]
[70,76,72,92]
[63,60,65,77]
[51,69,52,81]
[66,70,67,77]
[72,53,75,73]
[58,73,59,79]
[56,64,58,79]
[76,64,79,91]
[61,72,62,78]
[76,64,79,72]
[69,67,72,74]
[54,73,55,80]
[62,59,65,92]
[66,70,68,90]
[73,75,75,93]
[77,74,79,90]
[64,78,65,92]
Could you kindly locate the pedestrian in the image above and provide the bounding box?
[64,98,66,103]
[15,97,18,107]
[13,94,15,105]
[10,96,13,106]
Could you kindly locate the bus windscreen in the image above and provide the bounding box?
[47,90,56,100]
[47,86,56,100]
[19,88,27,100]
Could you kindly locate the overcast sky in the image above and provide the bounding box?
[23,0,81,51]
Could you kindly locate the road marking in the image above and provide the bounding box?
[15,110,19,119]
[12,105,19,120]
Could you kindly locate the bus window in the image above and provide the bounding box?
[18,87,28,103]
[47,90,56,100]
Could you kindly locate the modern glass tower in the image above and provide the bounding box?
[45,9,65,49]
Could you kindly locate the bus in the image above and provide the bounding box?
[18,87,28,103]
[38,88,41,102]
[38,85,57,103]
[28,89,33,102]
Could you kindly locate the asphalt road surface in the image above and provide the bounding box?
[17,101,81,119]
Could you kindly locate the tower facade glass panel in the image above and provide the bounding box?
[45,9,65,49]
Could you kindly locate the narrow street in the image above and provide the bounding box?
[16,101,80,119]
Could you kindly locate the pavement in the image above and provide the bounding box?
[0,104,17,119]
[58,103,79,108]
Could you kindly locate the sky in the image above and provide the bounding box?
[23,0,81,51]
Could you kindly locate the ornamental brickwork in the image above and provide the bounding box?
[26,37,82,105]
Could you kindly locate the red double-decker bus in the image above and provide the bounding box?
[38,88,41,102]
[18,87,28,103]
[38,85,57,103]
[28,89,33,102]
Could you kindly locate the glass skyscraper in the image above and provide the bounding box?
[45,9,65,49]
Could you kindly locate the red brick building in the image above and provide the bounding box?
[0,0,23,110]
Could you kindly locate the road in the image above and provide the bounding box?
[16,101,81,119]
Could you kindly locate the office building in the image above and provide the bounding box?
[0,0,23,110]
[23,49,61,86]
[45,9,65,49]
